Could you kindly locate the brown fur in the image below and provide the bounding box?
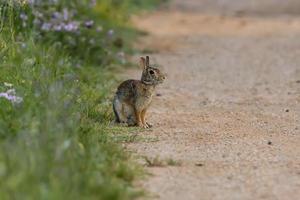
[113,56,165,128]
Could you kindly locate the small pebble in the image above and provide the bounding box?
[285,109,289,112]
[268,141,272,145]
[156,93,162,97]
[195,163,204,167]
[296,80,300,83]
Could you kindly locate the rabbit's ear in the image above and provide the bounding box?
[146,56,150,67]
[140,57,146,69]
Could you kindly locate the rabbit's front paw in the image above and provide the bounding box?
[138,123,148,129]
[146,122,153,128]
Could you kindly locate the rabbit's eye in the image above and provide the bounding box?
[149,70,155,75]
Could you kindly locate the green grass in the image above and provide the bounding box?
[143,156,182,167]
[0,0,163,199]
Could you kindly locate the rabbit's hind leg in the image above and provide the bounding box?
[113,98,127,124]
[124,104,137,126]
[113,97,137,126]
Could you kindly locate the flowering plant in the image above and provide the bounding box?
[2,0,128,65]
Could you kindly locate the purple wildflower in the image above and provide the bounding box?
[64,21,79,32]
[52,12,62,19]
[107,29,114,37]
[33,11,43,18]
[20,13,28,21]
[41,23,52,31]
[27,0,58,6]
[63,9,69,21]
[27,0,35,4]
[33,18,42,26]
[53,24,63,31]
[0,89,23,104]
[84,20,94,28]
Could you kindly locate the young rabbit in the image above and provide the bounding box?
[113,56,165,128]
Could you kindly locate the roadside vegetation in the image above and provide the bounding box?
[0,0,162,199]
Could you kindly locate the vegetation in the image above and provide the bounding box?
[0,0,162,199]
[143,156,182,167]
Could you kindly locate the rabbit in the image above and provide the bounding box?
[113,56,165,128]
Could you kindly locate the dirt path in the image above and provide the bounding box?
[127,1,300,199]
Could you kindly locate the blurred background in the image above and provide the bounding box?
[0,0,300,200]
[172,0,300,15]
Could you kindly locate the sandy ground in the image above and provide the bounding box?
[125,0,300,199]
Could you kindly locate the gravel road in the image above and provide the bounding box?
[126,1,300,199]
